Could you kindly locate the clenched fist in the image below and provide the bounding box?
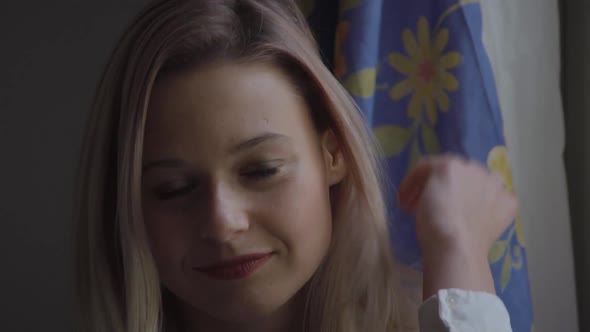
[398,155,518,299]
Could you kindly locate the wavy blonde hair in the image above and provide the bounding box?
[74,0,400,331]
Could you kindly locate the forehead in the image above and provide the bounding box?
[143,61,317,160]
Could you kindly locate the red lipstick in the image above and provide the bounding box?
[195,253,273,280]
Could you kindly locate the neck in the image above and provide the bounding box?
[178,291,306,332]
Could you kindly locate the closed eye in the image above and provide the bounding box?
[155,183,196,200]
[241,167,280,179]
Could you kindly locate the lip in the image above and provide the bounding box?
[194,253,273,281]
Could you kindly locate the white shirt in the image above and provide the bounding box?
[418,289,512,331]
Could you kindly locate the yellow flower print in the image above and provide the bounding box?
[334,21,350,79]
[487,146,525,246]
[515,218,525,247]
[487,146,514,191]
[388,17,462,125]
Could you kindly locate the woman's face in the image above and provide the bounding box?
[142,61,345,325]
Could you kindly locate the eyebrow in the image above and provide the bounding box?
[229,132,291,153]
[142,158,187,173]
[142,132,291,173]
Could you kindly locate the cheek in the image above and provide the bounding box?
[263,165,333,267]
[143,207,191,270]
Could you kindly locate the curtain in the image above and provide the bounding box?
[481,1,577,330]
[300,0,534,330]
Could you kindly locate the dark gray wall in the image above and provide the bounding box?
[562,1,590,331]
[0,2,144,331]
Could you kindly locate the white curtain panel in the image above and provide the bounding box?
[481,1,578,331]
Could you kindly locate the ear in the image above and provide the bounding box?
[321,130,347,186]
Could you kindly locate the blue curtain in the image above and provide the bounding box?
[300,0,534,330]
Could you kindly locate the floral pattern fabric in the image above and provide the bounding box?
[299,0,533,331]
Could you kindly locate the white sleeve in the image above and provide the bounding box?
[418,289,512,332]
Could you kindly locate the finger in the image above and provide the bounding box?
[488,167,517,224]
[488,170,508,190]
[492,189,519,235]
[398,160,432,211]
[399,158,437,192]
[440,152,469,164]
[398,154,470,212]
[501,192,519,227]
[398,157,448,211]
[398,185,422,212]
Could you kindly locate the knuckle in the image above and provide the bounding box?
[504,195,519,219]
[446,156,465,171]
[491,172,506,186]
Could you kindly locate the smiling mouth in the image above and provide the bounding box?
[194,253,273,280]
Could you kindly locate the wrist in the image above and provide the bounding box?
[421,243,495,301]
[420,232,488,262]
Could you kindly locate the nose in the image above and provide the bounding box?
[199,182,250,244]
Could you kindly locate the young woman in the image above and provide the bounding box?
[74,0,517,331]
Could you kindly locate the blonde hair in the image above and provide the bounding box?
[74,0,400,331]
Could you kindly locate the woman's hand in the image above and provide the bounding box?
[398,155,518,300]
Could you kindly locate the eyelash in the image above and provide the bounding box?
[155,183,196,200]
[241,167,280,179]
[155,167,281,200]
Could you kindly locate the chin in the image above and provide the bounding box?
[191,291,297,324]
[172,278,300,323]
[219,302,281,322]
